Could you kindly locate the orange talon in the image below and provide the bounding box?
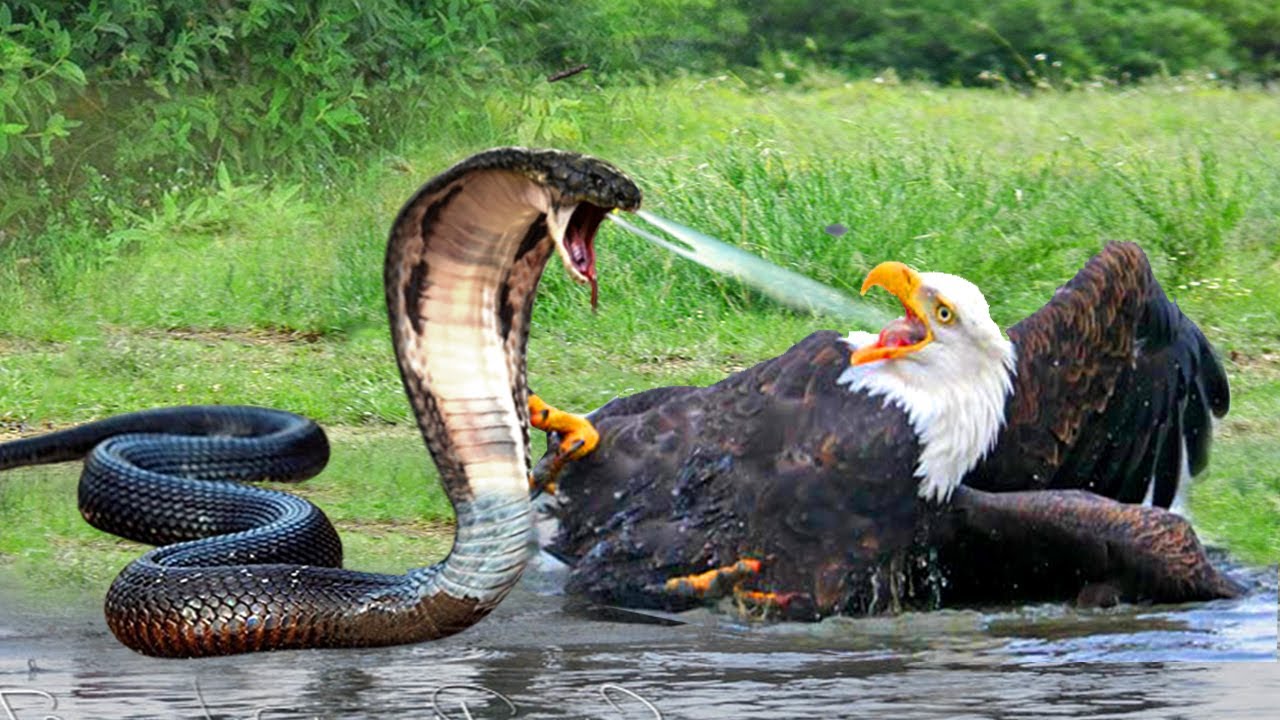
[529,394,599,460]
[735,589,781,605]
[732,587,817,621]
[663,558,763,598]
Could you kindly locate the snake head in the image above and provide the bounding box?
[537,151,642,309]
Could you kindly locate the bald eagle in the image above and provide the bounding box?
[533,242,1239,617]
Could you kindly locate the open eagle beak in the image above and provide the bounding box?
[849,261,934,366]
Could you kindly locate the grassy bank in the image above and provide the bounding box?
[1,76,1277,588]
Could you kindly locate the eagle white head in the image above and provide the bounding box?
[838,262,1017,504]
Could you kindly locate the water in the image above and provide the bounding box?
[0,562,1274,718]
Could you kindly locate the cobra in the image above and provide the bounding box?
[0,148,641,657]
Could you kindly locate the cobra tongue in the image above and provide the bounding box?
[574,238,598,311]
[565,203,604,311]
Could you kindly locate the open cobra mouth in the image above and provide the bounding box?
[559,202,609,308]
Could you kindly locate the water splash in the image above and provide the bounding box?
[608,210,892,327]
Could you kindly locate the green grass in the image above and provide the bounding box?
[1,76,1278,591]
[6,77,1280,347]
[1192,366,1280,562]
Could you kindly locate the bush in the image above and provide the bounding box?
[0,0,508,232]
[518,0,749,77]
[0,0,1276,243]
[746,0,1244,85]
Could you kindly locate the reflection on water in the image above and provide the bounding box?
[0,564,1275,718]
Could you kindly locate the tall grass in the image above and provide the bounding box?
[3,77,1277,345]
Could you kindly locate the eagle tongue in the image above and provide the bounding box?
[877,316,927,348]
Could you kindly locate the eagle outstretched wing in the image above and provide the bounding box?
[965,242,1229,506]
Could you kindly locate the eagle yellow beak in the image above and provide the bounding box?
[849,261,935,366]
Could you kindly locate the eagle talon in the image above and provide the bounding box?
[658,558,763,599]
[732,589,817,621]
[528,394,599,497]
[529,394,599,461]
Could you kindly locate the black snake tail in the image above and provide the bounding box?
[0,148,641,656]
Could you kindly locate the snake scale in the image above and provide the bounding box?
[0,148,641,657]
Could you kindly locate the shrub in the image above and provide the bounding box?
[745,0,1243,85]
[0,0,506,233]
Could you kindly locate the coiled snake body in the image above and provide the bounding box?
[0,148,641,657]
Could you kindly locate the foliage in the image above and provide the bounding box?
[746,0,1260,85]
[0,0,509,235]
[3,0,1280,248]
[519,0,749,77]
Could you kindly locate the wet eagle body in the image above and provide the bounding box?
[538,242,1239,617]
